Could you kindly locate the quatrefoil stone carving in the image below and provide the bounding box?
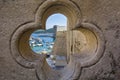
[10,0,105,80]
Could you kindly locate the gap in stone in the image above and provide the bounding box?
[29,13,68,70]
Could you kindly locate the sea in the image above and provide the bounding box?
[29,32,55,54]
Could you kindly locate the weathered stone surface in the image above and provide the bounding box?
[52,31,67,56]
[0,0,120,80]
[0,0,42,80]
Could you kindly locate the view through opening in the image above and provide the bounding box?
[29,13,68,70]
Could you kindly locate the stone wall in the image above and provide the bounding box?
[0,0,40,80]
[0,0,120,80]
[52,31,67,56]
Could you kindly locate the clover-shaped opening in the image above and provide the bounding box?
[10,1,105,79]
[11,1,105,79]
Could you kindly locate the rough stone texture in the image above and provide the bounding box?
[77,0,120,80]
[52,31,67,56]
[0,0,120,80]
[0,0,42,80]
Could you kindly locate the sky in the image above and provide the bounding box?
[46,13,67,29]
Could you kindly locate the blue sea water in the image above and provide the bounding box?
[29,33,55,54]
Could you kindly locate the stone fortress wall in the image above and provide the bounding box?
[0,0,120,80]
[52,25,67,56]
[52,31,67,56]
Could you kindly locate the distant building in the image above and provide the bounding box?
[53,25,67,31]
